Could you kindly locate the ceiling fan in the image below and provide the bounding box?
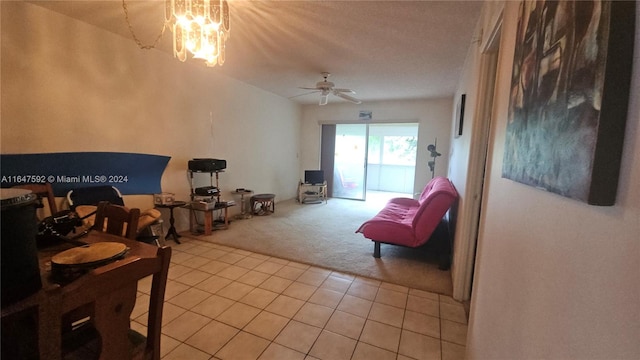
[295,72,362,105]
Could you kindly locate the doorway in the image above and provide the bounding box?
[321,123,418,201]
[452,11,503,301]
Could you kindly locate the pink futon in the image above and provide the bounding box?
[356,177,458,266]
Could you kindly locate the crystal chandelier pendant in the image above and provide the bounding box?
[165,0,230,67]
[173,23,187,62]
[217,41,226,66]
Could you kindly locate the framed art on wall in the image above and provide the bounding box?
[502,0,635,205]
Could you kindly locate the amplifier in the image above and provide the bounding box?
[195,186,219,196]
[188,158,226,172]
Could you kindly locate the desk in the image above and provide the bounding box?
[184,202,234,236]
[1,232,163,360]
[155,201,187,244]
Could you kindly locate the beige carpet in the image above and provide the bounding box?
[180,194,453,295]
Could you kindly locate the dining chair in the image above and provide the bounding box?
[68,186,163,245]
[55,245,172,360]
[13,182,58,217]
[93,201,140,240]
[57,202,141,337]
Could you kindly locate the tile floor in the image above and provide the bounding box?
[132,237,468,360]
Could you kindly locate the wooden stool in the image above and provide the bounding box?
[250,194,275,215]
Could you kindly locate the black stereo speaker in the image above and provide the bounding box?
[1,189,42,308]
[188,158,227,172]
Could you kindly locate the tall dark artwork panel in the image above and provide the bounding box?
[502,0,635,205]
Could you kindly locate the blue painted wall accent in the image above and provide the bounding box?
[1,152,171,196]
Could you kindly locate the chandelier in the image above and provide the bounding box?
[164,0,231,67]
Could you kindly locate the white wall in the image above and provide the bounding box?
[300,98,453,196]
[1,2,301,231]
[467,2,640,359]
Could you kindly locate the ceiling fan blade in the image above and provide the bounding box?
[334,91,362,104]
[289,90,320,99]
[299,86,319,90]
[333,88,356,94]
[319,93,329,106]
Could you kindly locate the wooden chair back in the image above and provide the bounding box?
[56,245,172,360]
[13,182,58,216]
[140,246,172,359]
[93,201,140,240]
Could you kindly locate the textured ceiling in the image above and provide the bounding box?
[28,0,483,105]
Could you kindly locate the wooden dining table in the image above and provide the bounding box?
[1,231,162,359]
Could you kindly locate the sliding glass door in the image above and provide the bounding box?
[367,124,418,194]
[321,122,418,201]
[333,124,368,200]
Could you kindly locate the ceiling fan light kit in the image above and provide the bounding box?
[298,72,362,105]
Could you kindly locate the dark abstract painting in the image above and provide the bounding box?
[502,0,635,205]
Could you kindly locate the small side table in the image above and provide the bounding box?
[184,202,234,235]
[232,189,254,219]
[155,201,186,244]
